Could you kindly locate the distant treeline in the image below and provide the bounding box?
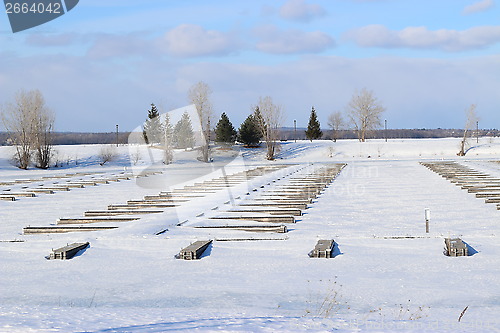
[281,128,500,141]
[0,132,131,146]
[0,128,498,146]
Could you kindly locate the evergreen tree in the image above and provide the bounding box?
[173,111,195,149]
[163,112,174,164]
[305,106,323,141]
[238,114,262,147]
[215,112,237,144]
[253,106,267,139]
[143,103,163,145]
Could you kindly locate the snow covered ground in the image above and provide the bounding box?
[1,138,500,332]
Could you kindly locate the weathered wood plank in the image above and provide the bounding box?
[444,238,468,257]
[176,240,212,260]
[48,242,89,260]
[309,239,336,258]
[84,210,163,216]
[57,217,140,224]
[24,226,118,234]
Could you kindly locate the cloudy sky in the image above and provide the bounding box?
[1,0,499,132]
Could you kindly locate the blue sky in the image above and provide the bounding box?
[1,0,499,132]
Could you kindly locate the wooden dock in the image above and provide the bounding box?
[444,238,468,257]
[176,240,212,260]
[24,226,118,234]
[48,242,89,260]
[308,239,336,258]
[84,210,163,216]
[57,217,140,224]
[210,215,295,223]
[194,225,288,233]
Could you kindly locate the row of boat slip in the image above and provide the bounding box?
[1,170,162,202]
[22,165,292,235]
[421,161,500,210]
[189,164,347,235]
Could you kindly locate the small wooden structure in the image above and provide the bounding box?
[309,239,336,258]
[57,217,140,224]
[47,242,89,260]
[84,210,163,216]
[444,238,468,257]
[195,225,288,233]
[177,240,212,260]
[24,226,118,234]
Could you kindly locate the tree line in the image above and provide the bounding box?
[0,84,487,169]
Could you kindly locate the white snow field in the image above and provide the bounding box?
[1,138,500,332]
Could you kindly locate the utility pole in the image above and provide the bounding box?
[384,119,387,142]
[116,124,119,147]
[294,119,297,143]
[476,120,479,143]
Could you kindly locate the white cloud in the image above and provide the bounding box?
[462,0,494,15]
[279,0,327,22]
[159,24,239,57]
[1,52,500,131]
[255,25,334,54]
[346,24,500,51]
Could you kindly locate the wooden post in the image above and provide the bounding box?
[294,119,297,143]
[425,208,430,233]
[385,119,387,142]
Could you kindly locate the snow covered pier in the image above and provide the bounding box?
[176,240,212,260]
[238,201,308,210]
[47,242,89,260]
[28,188,55,194]
[57,217,140,224]
[24,226,118,234]
[108,203,179,209]
[444,238,468,257]
[210,214,296,223]
[308,239,336,258]
[194,225,288,233]
[1,192,36,198]
[227,207,302,216]
[84,210,164,216]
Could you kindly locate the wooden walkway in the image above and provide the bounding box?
[47,242,89,260]
[2,170,160,202]
[176,240,212,260]
[308,239,336,258]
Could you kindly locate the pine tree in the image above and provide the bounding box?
[173,111,195,149]
[215,112,237,144]
[143,103,163,145]
[253,106,267,139]
[238,114,262,147]
[305,106,323,141]
[163,113,174,164]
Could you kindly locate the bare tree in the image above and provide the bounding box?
[33,104,55,169]
[1,89,54,169]
[327,111,344,142]
[188,81,213,162]
[346,88,385,142]
[98,145,117,166]
[254,96,284,160]
[457,104,479,156]
[163,112,174,164]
